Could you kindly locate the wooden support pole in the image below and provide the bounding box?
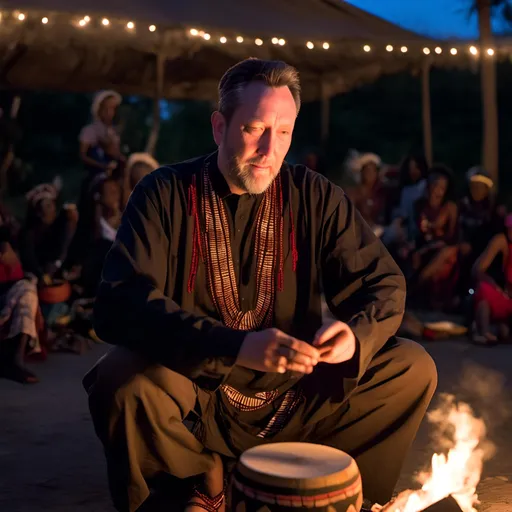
[145,52,165,156]
[422,58,433,167]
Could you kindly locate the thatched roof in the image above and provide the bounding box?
[0,0,432,100]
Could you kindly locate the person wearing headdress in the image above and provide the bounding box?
[121,152,159,208]
[345,150,390,236]
[458,167,505,296]
[83,59,436,512]
[18,178,77,283]
[78,90,123,177]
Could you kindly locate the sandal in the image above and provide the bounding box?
[185,482,226,512]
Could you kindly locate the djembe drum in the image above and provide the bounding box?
[230,442,363,511]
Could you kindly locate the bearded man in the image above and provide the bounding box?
[83,58,437,512]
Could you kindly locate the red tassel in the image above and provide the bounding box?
[289,202,298,272]
[277,178,285,292]
[187,175,200,293]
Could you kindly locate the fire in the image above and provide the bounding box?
[377,394,489,512]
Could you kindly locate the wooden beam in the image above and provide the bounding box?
[421,57,433,167]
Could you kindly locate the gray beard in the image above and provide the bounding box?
[226,154,277,195]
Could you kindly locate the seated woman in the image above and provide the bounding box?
[345,151,389,236]
[18,181,78,283]
[471,215,512,345]
[121,152,158,209]
[409,165,458,309]
[458,167,505,294]
[0,228,39,384]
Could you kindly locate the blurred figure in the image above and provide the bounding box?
[0,227,39,384]
[18,180,78,283]
[458,167,505,295]
[471,214,512,345]
[345,150,389,236]
[122,153,158,208]
[409,165,458,309]
[79,90,124,177]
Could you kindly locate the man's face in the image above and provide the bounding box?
[98,97,118,125]
[213,82,297,195]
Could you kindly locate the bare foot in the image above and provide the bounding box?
[185,453,226,512]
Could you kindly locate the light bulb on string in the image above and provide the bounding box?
[220,36,227,43]
[272,37,278,44]
[322,42,329,49]
[78,19,87,27]
[102,18,109,26]
[487,48,495,56]
[84,16,90,22]
[203,33,211,40]
[255,38,263,46]
[236,36,244,43]
[126,21,135,30]
[401,46,408,53]
[41,17,48,24]
[423,47,430,55]
[470,46,478,55]
[149,25,156,32]
[278,38,285,45]
[450,48,457,55]
[435,47,442,54]
[363,45,371,52]
[306,41,314,49]
[17,13,26,21]
[386,45,393,52]
[190,28,198,36]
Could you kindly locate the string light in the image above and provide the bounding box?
[1,10,507,59]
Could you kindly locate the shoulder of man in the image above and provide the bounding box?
[284,161,347,209]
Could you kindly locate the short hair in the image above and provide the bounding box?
[218,58,301,124]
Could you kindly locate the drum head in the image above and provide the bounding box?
[240,443,353,480]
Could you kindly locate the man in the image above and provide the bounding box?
[84,59,437,512]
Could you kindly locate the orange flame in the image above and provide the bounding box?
[378,395,488,512]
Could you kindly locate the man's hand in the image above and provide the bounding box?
[313,320,357,364]
[236,328,320,374]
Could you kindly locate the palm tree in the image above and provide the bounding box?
[473,0,512,186]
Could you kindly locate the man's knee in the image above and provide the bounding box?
[393,337,438,393]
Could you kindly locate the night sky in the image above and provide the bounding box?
[348,0,509,39]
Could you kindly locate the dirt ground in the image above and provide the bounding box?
[1,339,512,512]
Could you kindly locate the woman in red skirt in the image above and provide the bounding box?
[472,214,512,344]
